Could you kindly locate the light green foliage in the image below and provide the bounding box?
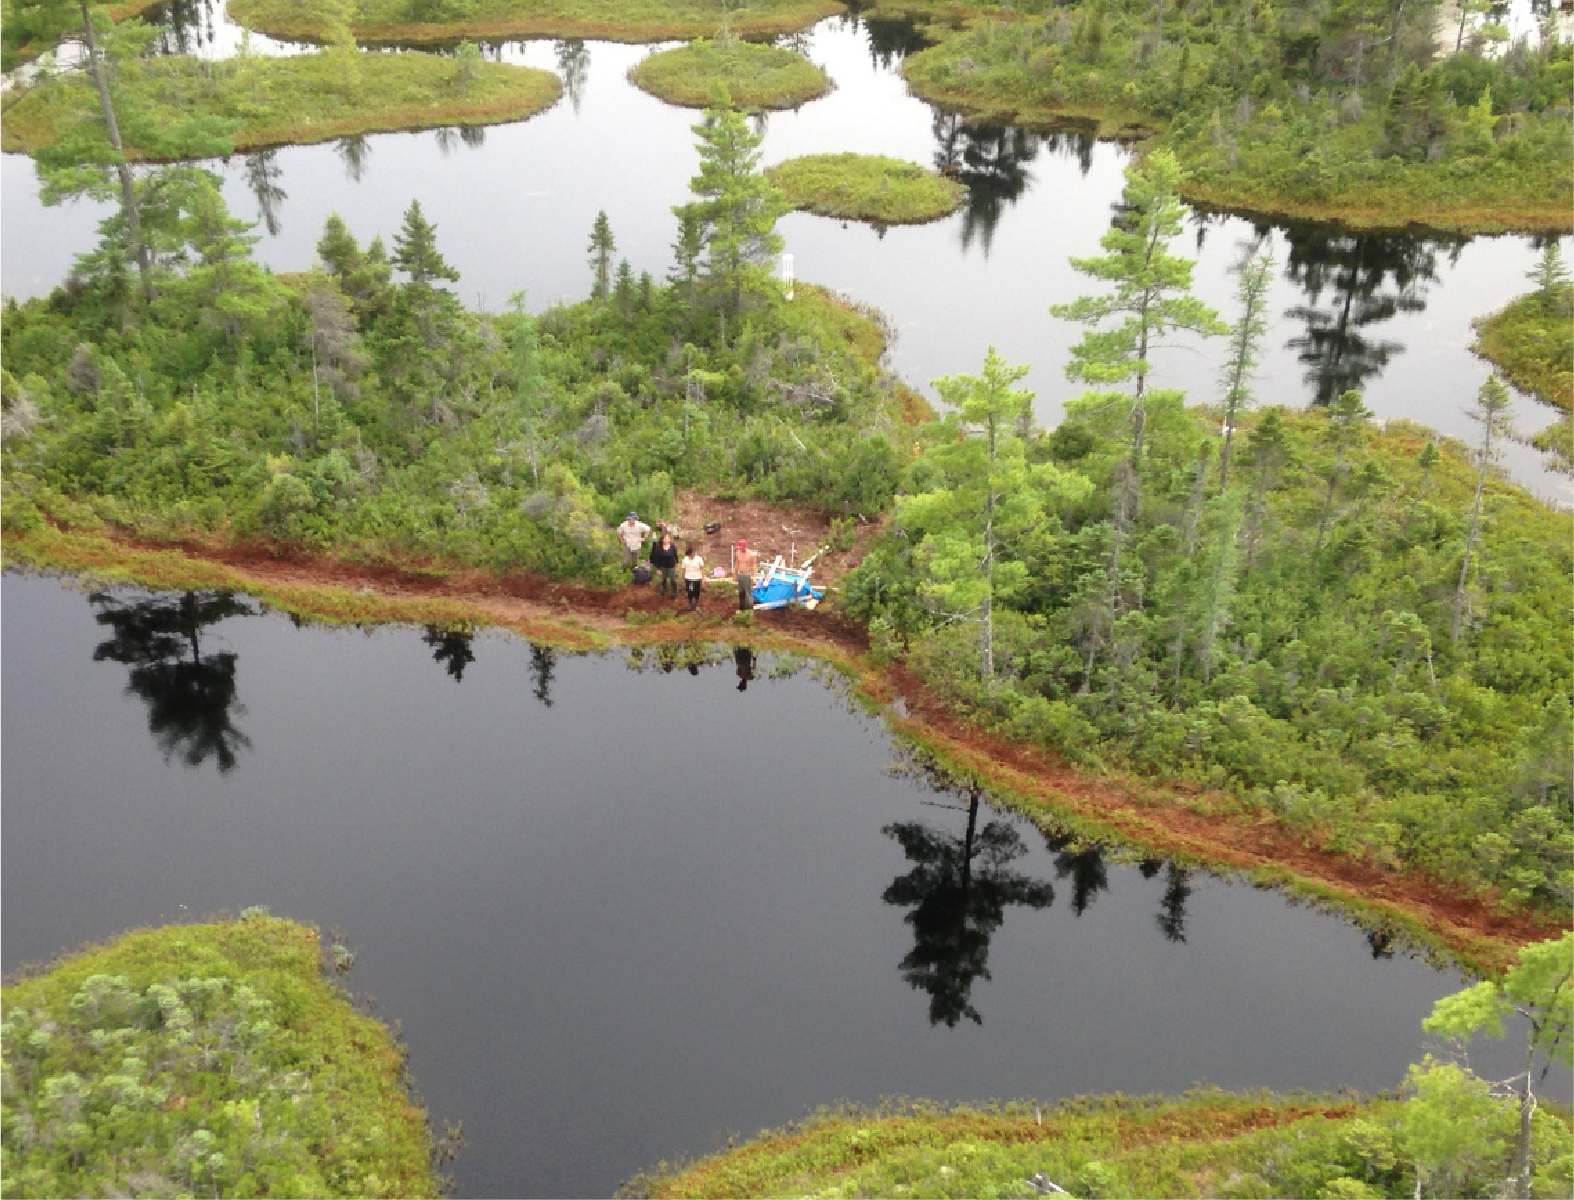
[1402,1059,1515,1198]
[224,0,842,45]
[672,84,790,338]
[900,348,1089,678]
[1,199,910,582]
[1052,149,1225,462]
[1421,934,1573,1199]
[1,45,561,157]
[629,36,829,109]
[895,0,1571,230]
[0,916,435,1197]
[766,153,967,226]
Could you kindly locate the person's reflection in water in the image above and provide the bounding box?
[883,788,1055,1026]
[90,590,255,773]
[735,646,756,692]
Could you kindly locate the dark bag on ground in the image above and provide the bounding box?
[632,563,652,585]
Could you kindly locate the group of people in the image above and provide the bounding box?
[617,512,759,614]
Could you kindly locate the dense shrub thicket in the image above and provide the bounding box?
[0,182,913,582]
[0,914,437,1198]
[890,0,1573,228]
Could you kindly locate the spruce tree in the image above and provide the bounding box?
[587,210,615,302]
[672,83,789,343]
[1217,244,1274,492]
[1451,375,1515,646]
[391,200,459,287]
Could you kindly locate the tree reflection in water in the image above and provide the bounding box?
[556,39,590,114]
[423,625,476,682]
[1281,226,1460,406]
[529,643,555,708]
[838,8,933,70]
[1047,835,1110,917]
[154,0,218,56]
[883,789,1054,1026]
[90,590,255,773]
[243,150,288,237]
[932,115,1039,257]
[335,135,372,184]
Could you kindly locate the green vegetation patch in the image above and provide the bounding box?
[1,48,561,156]
[629,37,830,110]
[1473,257,1574,474]
[892,1,1573,233]
[226,0,843,46]
[766,152,967,225]
[0,914,438,1198]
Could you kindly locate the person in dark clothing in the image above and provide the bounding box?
[649,531,679,597]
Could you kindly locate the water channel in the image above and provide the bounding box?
[0,572,1556,1196]
[1,5,1569,503]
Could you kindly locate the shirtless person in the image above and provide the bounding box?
[734,539,759,612]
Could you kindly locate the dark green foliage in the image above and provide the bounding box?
[847,385,1574,911]
[1,196,910,582]
[896,0,1572,228]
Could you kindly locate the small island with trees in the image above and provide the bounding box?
[767,151,968,225]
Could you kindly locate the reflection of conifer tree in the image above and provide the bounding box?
[931,115,1039,257]
[1040,127,1095,177]
[1049,837,1109,917]
[458,124,486,149]
[1367,927,1397,959]
[242,150,288,237]
[335,135,372,183]
[883,790,1055,1026]
[1282,227,1456,405]
[1156,863,1192,943]
[156,0,214,54]
[434,127,459,156]
[555,39,590,112]
[858,14,932,69]
[529,643,556,708]
[423,625,475,682]
[90,590,255,773]
[1137,857,1164,879]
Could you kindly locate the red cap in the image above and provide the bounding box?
[736,540,748,548]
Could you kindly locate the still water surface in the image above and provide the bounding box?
[1,572,1549,1197]
[1,9,1568,500]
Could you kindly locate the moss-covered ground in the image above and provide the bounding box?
[225,0,844,47]
[629,37,830,109]
[767,152,967,225]
[1,49,561,155]
[1,914,438,1198]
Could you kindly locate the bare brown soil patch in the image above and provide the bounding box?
[11,499,1565,972]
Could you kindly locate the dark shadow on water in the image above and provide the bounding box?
[883,787,1055,1027]
[149,0,220,56]
[1281,225,1461,406]
[243,149,288,237]
[423,624,476,682]
[335,134,372,183]
[90,589,255,773]
[932,115,1040,258]
[838,4,934,70]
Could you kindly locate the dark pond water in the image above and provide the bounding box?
[1,8,1569,502]
[2,572,1557,1197]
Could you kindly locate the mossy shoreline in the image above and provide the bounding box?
[1,914,440,1198]
[629,37,831,109]
[766,152,967,225]
[1,51,562,156]
[2,525,1556,979]
[225,0,845,47]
